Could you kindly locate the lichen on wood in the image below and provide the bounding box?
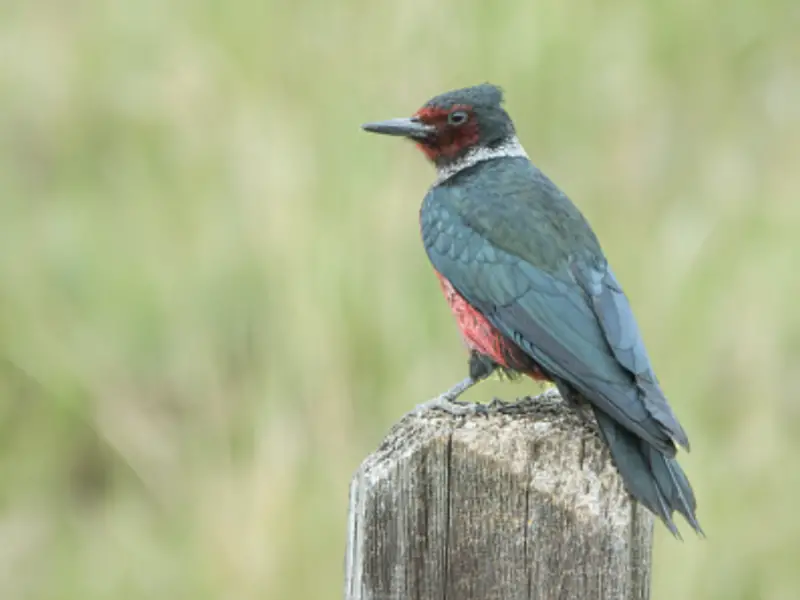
[344,391,653,600]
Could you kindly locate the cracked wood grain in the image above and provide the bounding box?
[344,391,653,600]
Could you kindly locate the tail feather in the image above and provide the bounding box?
[658,448,704,535]
[592,407,703,537]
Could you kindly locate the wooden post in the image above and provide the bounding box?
[344,390,653,600]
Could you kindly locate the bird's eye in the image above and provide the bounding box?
[448,110,469,126]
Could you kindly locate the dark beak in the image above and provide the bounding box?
[361,117,435,140]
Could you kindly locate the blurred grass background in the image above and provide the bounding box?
[1,0,798,598]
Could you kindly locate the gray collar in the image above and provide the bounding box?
[434,136,528,185]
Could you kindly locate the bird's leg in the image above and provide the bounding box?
[414,354,496,416]
[414,376,481,416]
[414,351,498,416]
[468,350,499,380]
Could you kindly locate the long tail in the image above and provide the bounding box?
[591,407,703,538]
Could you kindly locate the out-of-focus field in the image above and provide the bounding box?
[1,1,798,598]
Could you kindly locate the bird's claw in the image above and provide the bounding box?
[487,396,537,415]
[415,395,540,418]
[487,397,510,411]
[414,394,490,417]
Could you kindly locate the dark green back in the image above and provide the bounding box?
[421,156,689,452]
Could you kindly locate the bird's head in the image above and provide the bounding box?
[362,83,516,168]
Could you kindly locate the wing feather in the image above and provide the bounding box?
[423,189,688,452]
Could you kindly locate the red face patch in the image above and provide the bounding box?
[414,104,480,161]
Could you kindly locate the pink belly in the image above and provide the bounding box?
[435,273,548,381]
[436,273,512,368]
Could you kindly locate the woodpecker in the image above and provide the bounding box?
[362,83,702,537]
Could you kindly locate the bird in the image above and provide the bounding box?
[361,83,702,537]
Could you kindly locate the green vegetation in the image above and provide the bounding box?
[1,1,798,598]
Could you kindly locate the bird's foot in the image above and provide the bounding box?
[414,377,488,417]
[414,395,490,417]
[485,388,563,415]
[487,396,535,415]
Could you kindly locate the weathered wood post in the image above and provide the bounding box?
[344,390,653,600]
